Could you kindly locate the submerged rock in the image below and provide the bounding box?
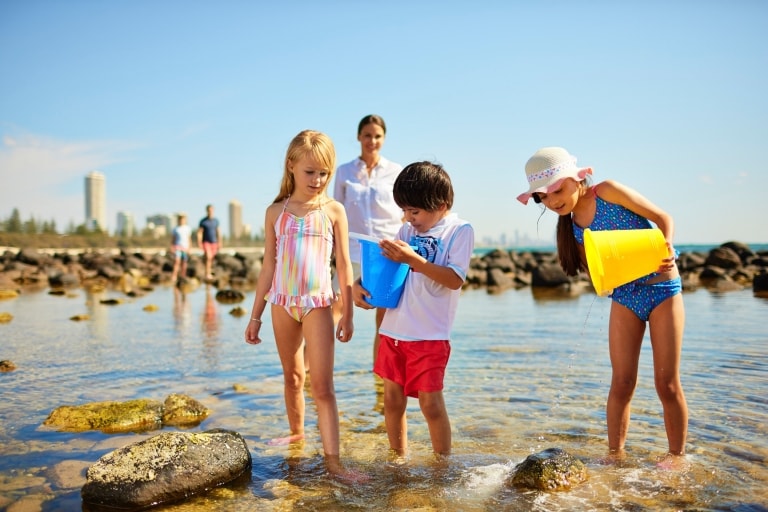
[162,393,211,427]
[0,359,17,372]
[81,429,252,510]
[44,399,163,433]
[215,289,245,304]
[509,447,587,491]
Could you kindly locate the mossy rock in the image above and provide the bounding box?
[509,447,588,491]
[44,399,163,433]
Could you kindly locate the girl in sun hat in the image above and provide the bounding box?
[518,146,689,466]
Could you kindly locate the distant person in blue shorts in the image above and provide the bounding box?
[517,146,688,467]
[197,204,222,280]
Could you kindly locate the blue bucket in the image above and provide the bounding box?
[352,233,411,308]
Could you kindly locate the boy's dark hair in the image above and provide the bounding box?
[393,161,454,211]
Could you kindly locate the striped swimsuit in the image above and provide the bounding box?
[267,198,335,321]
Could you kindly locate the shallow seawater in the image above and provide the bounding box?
[0,283,766,511]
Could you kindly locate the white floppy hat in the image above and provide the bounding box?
[517,147,592,204]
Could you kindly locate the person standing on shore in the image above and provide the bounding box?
[354,161,474,458]
[244,129,360,481]
[197,204,222,281]
[170,213,191,284]
[516,146,688,466]
[333,114,403,365]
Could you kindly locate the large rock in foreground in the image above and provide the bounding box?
[509,447,588,491]
[81,429,252,510]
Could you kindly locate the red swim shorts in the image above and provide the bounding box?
[374,334,450,398]
[202,242,219,257]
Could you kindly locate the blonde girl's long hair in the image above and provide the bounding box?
[273,130,337,203]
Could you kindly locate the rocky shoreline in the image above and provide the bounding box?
[1,241,767,297]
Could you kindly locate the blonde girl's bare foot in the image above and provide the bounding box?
[266,433,305,446]
[325,456,371,484]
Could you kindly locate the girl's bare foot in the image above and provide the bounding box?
[267,433,305,446]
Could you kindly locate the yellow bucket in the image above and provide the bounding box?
[584,228,669,296]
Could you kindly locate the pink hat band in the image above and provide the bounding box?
[517,147,592,204]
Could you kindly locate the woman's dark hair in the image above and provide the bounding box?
[393,161,453,211]
[357,114,386,135]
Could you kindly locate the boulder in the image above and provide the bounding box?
[81,429,252,510]
[509,447,587,491]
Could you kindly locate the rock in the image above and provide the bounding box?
[705,247,742,270]
[0,312,13,324]
[753,271,768,296]
[0,289,19,300]
[43,399,163,433]
[215,289,245,304]
[0,360,17,372]
[161,393,211,427]
[81,429,252,510]
[229,306,247,317]
[531,263,571,287]
[509,447,587,491]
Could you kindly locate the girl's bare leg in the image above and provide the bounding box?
[606,302,645,453]
[270,304,307,445]
[649,293,688,455]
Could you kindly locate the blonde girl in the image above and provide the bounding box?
[245,130,356,479]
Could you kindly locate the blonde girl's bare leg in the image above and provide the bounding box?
[648,293,688,456]
[269,304,307,446]
[419,390,451,456]
[302,308,340,457]
[383,378,408,457]
[606,301,645,453]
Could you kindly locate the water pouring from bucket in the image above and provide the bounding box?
[584,228,670,296]
[350,233,413,308]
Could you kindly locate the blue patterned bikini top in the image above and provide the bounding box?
[572,191,652,245]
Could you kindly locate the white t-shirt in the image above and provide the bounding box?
[172,224,192,250]
[379,213,474,342]
[334,156,403,263]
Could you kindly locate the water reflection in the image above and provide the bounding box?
[172,286,191,338]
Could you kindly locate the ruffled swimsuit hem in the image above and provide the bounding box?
[266,292,336,308]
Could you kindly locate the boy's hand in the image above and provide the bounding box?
[379,239,416,265]
[352,278,375,310]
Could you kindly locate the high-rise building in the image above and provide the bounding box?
[116,211,135,237]
[85,171,107,231]
[146,214,172,239]
[229,199,243,240]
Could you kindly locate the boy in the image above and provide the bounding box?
[353,161,474,457]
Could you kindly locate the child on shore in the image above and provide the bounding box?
[170,213,191,284]
[244,130,357,479]
[516,146,688,463]
[353,161,474,458]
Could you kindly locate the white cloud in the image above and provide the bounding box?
[0,130,136,228]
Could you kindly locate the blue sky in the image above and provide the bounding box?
[1,1,766,246]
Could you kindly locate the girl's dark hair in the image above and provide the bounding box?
[358,114,386,135]
[556,216,585,275]
[393,161,453,211]
[554,179,591,276]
